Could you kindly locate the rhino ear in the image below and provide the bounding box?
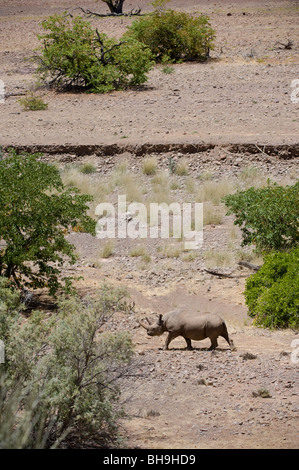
[158,314,163,325]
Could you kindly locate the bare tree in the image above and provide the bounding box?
[74,1,141,17]
[100,0,126,14]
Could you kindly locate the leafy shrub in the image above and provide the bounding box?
[0,149,95,295]
[18,92,48,111]
[125,2,215,63]
[0,277,21,343]
[0,283,134,448]
[35,14,153,93]
[244,247,299,329]
[223,181,299,252]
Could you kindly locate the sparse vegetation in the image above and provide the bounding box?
[175,159,189,176]
[252,388,272,398]
[129,245,150,263]
[203,202,224,226]
[0,281,133,448]
[35,14,153,92]
[204,250,235,268]
[125,1,215,63]
[18,92,48,111]
[162,243,184,258]
[142,156,158,175]
[79,162,97,174]
[100,240,115,258]
[198,179,235,205]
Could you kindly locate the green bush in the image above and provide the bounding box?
[244,247,299,329]
[18,92,48,111]
[0,283,134,448]
[35,14,153,93]
[0,149,95,295]
[125,2,215,63]
[223,181,299,252]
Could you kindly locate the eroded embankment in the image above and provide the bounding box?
[3,142,299,158]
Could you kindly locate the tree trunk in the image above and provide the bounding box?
[105,0,125,14]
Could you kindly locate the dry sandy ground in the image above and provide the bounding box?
[0,0,299,146]
[62,154,298,450]
[0,0,298,450]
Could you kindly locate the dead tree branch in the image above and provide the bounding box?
[204,268,234,278]
[73,6,142,18]
[238,261,262,272]
[274,39,293,50]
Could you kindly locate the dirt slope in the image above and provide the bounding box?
[1,0,299,146]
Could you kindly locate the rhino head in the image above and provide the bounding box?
[139,314,165,337]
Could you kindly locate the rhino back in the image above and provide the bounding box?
[164,311,225,339]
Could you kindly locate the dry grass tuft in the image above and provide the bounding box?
[204,249,235,268]
[142,156,158,176]
[197,179,235,205]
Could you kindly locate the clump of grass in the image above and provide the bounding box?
[241,352,257,361]
[60,166,112,217]
[240,165,259,181]
[170,179,180,190]
[252,388,272,398]
[203,203,224,226]
[61,166,105,196]
[161,65,175,74]
[100,240,114,258]
[199,171,213,181]
[79,162,97,174]
[239,165,266,189]
[130,245,151,262]
[150,172,171,204]
[181,251,198,262]
[112,168,143,202]
[131,246,151,268]
[175,159,189,176]
[152,172,169,186]
[185,177,196,194]
[19,92,48,111]
[115,160,128,174]
[204,250,235,268]
[197,179,235,205]
[146,409,161,417]
[162,243,184,258]
[236,249,263,265]
[228,225,239,241]
[142,156,157,176]
[141,252,151,263]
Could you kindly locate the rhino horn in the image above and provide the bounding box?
[138,318,151,330]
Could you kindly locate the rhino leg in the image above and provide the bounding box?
[208,336,218,350]
[184,337,193,350]
[164,331,179,350]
